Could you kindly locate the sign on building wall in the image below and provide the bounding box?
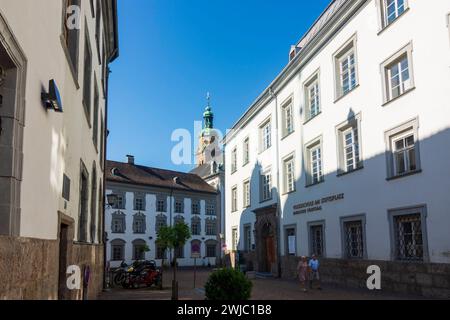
[191,242,201,259]
[293,193,345,215]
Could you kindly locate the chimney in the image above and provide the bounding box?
[126,155,135,165]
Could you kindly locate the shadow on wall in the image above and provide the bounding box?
[230,123,450,296]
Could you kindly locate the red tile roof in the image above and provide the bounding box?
[106,160,217,194]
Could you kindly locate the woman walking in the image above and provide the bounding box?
[297,256,309,292]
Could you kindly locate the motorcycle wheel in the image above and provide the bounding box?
[114,273,125,287]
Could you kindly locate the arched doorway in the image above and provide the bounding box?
[253,204,279,275]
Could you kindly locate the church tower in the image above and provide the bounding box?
[195,93,222,168]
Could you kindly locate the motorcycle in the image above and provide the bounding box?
[112,261,130,287]
[122,260,162,289]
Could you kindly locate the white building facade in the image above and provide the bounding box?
[224,0,450,298]
[0,0,118,300]
[106,157,220,268]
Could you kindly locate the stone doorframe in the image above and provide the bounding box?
[0,10,27,236]
[58,212,75,300]
[253,204,279,276]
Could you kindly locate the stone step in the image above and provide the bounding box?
[255,272,275,279]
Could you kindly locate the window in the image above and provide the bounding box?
[191,217,201,236]
[340,216,366,259]
[175,245,184,259]
[192,200,200,215]
[334,36,358,99]
[282,98,294,137]
[175,198,184,213]
[336,114,362,175]
[260,169,272,202]
[111,239,125,261]
[95,0,101,61]
[78,162,89,242]
[90,167,97,243]
[381,43,414,103]
[156,244,166,260]
[260,119,272,152]
[111,212,126,233]
[389,206,428,261]
[156,196,166,212]
[62,0,81,75]
[231,227,238,251]
[231,186,238,212]
[206,218,217,236]
[305,137,323,186]
[206,201,215,216]
[243,137,250,166]
[174,215,185,226]
[285,227,296,256]
[385,118,421,179]
[134,196,145,211]
[243,180,251,208]
[62,174,71,201]
[283,155,295,193]
[309,223,324,257]
[155,214,167,233]
[93,80,99,148]
[304,72,320,121]
[231,147,237,173]
[112,193,125,210]
[100,113,105,169]
[206,241,217,258]
[381,0,407,28]
[133,213,146,234]
[243,225,252,252]
[132,239,147,261]
[83,28,92,123]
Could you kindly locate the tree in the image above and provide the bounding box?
[155,226,172,290]
[155,222,191,299]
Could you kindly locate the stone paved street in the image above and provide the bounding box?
[98,268,427,300]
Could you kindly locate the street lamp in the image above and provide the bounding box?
[106,194,118,208]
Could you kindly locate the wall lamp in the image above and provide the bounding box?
[41,79,63,112]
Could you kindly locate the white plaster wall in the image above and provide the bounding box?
[225,0,450,264]
[106,187,218,268]
[0,0,109,240]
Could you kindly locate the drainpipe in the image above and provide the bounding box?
[269,87,282,278]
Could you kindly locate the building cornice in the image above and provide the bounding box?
[106,180,218,197]
[223,0,368,145]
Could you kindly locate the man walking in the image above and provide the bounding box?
[308,255,322,290]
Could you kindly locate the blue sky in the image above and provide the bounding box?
[107,0,331,172]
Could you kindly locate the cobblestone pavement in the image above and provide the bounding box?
[98,268,426,300]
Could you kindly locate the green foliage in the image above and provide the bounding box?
[156,222,191,257]
[205,268,253,301]
[156,226,172,252]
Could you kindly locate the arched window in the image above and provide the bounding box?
[133,212,146,234]
[191,216,201,236]
[111,239,126,261]
[174,215,185,226]
[205,218,217,236]
[132,239,147,261]
[155,214,167,233]
[111,211,126,233]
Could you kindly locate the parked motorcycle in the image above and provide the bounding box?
[112,261,130,287]
[121,260,162,289]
